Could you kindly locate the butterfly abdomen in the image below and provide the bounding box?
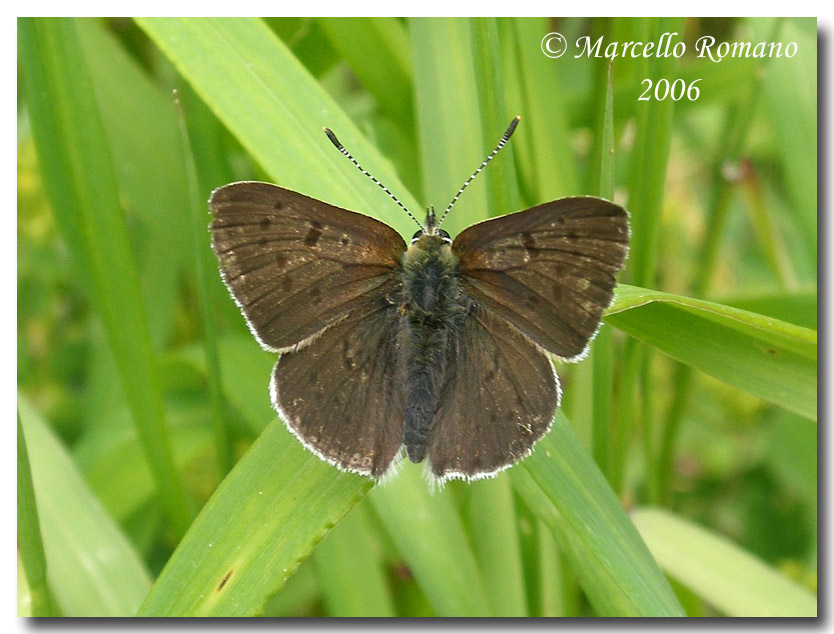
[400,236,469,463]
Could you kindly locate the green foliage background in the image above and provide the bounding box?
[18,17,816,617]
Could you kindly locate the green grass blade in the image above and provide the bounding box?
[137,420,371,616]
[468,476,528,616]
[591,60,616,476]
[312,502,396,616]
[369,465,493,616]
[18,16,192,537]
[511,414,685,616]
[510,17,578,200]
[135,17,420,239]
[468,18,521,218]
[632,507,816,616]
[409,17,485,236]
[606,285,816,421]
[317,17,414,134]
[17,413,56,617]
[175,91,233,475]
[18,397,152,616]
[750,18,817,267]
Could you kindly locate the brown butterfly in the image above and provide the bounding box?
[209,118,629,484]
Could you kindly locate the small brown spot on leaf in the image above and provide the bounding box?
[216,569,234,592]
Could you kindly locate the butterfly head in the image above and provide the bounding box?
[410,206,452,246]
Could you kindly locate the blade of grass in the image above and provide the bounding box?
[369,464,492,616]
[468,17,521,218]
[510,414,685,616]
[135,17,420,239]
[76,18,192,349]
[174,90,233,476]
[591,61,616,476]
[19,396,152,616]
[632,507,816,616]
[138,419,372,616]
[468,476,528,616]
[311,501,396,616]
[17,414,56,617]
[409,17,485,236]
[19,16,192,537]
[509,17,578,200]
[612,17,684,494]
[607,285,816,420]
[317,17,414,136]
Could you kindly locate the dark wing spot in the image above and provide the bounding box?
[258,216,273,230]
[523,293,541,310]
[275,253,288,268]
[341,236,351,246]
[551,282,564,302]
[304,221,325,247]
[272,200,285,211]
[281,276,293,293]
[522,231,540,259]
[310,286,322,306]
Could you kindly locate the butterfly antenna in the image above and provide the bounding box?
[323,127,423,230]
[437,116,521,228]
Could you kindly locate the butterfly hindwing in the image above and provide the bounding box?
[210,182,406,351]
[427,306,559,482]
[272,297,406,478]
[453,197,629,360]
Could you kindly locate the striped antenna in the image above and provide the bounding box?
[323,128,423,230]
[437,116,521,228]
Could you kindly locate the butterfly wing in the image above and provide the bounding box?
[427,306,559,482]
[272,297,406,478]
[453,197,629,360]
[210,182,406,351]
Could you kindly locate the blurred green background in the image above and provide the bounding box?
[18,17,816,617]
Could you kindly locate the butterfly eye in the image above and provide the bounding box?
[438,229,452,244]
[411,229,424,244]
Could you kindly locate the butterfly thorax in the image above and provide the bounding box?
[399,235,471,463]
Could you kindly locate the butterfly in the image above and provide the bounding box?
[209,118,629,484]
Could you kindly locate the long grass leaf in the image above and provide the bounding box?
[18,16,192,536]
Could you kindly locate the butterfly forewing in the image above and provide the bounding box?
[453,197,629,359]
[272,298,406,477]
[428,306,559,481]
[210,182,406,351]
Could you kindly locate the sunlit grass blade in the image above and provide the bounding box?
[369,465,493,616]
[632,507,816,616]
[317,17,414,134]
[17,413,56,617]
[468,476,528,616]
[18,16,192,537]
[606,285,816,421]
[135,17,420,239]
[18,397,152,616]
[312,502,395,616]
[468,18,521,218]
[138,420,371,616]
[409,17,485,236]
[511,414,685,616]
[75,18,192,349]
